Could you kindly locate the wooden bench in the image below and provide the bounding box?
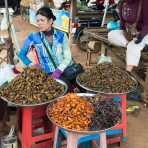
[82,28,110,66]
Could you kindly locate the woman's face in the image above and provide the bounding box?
[36,14,52,32]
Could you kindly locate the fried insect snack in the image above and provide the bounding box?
[0,67,65,105]
[48,93,94,131]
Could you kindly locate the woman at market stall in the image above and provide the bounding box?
[18,6,74,85]
[108,0,148,72]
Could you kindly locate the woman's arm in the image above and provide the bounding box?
[57,33,72,72]
[18,34,34,66]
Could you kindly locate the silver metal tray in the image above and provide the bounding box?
[76,72,138,95]
[46,93,121,134]
[0,79,68,107]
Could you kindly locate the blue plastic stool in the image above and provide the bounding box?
[54,126,123,148]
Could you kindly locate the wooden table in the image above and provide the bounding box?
[83,27,111,66]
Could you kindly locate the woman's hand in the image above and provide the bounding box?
[29,63,41,69]
[13,63,41,74]
[123,31,132,41]
[52,69,62,79]
[14,62,25,73]
[135,34,144,44]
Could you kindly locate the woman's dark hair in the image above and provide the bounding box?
[36,6,56,21]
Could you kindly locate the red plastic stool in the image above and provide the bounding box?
[111,94,127,143]
[18,105,54,148]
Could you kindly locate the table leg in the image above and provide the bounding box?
[53,126,59,148]
[100,132,107,148]
[121,95,127,138]
[22,107,32,148]
[67,132,80,148]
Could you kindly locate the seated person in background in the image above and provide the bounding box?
[108,0,148,72]
[18,6,73,84]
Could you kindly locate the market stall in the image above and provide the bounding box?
[45,63,137,147]
[0,67,68,148]
[47,93,122,148]
[0,1,144,148]
[0,61,138,147]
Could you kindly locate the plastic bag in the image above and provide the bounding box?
[97,54,112,64]
[62,63,84,81]
[0,64,16,86]
[107,21,120,31]
[108,30,128,47]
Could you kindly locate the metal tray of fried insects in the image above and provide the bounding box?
[76,71,138,95]
[0,79,68,107]
[46,93,121,134]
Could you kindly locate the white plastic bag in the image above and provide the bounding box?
[108,30,128,47]
[87,0,96,7]
[0,64,16,86]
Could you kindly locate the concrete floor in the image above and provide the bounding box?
[0,15,148,148]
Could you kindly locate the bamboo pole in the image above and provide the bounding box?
[69,0,77,47]
[4,0,14,64]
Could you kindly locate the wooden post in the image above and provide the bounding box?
[100,132,107,148]
[4,0,14,64]
[69,0,77,47]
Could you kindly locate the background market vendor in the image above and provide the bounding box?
[108,0,148,72]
